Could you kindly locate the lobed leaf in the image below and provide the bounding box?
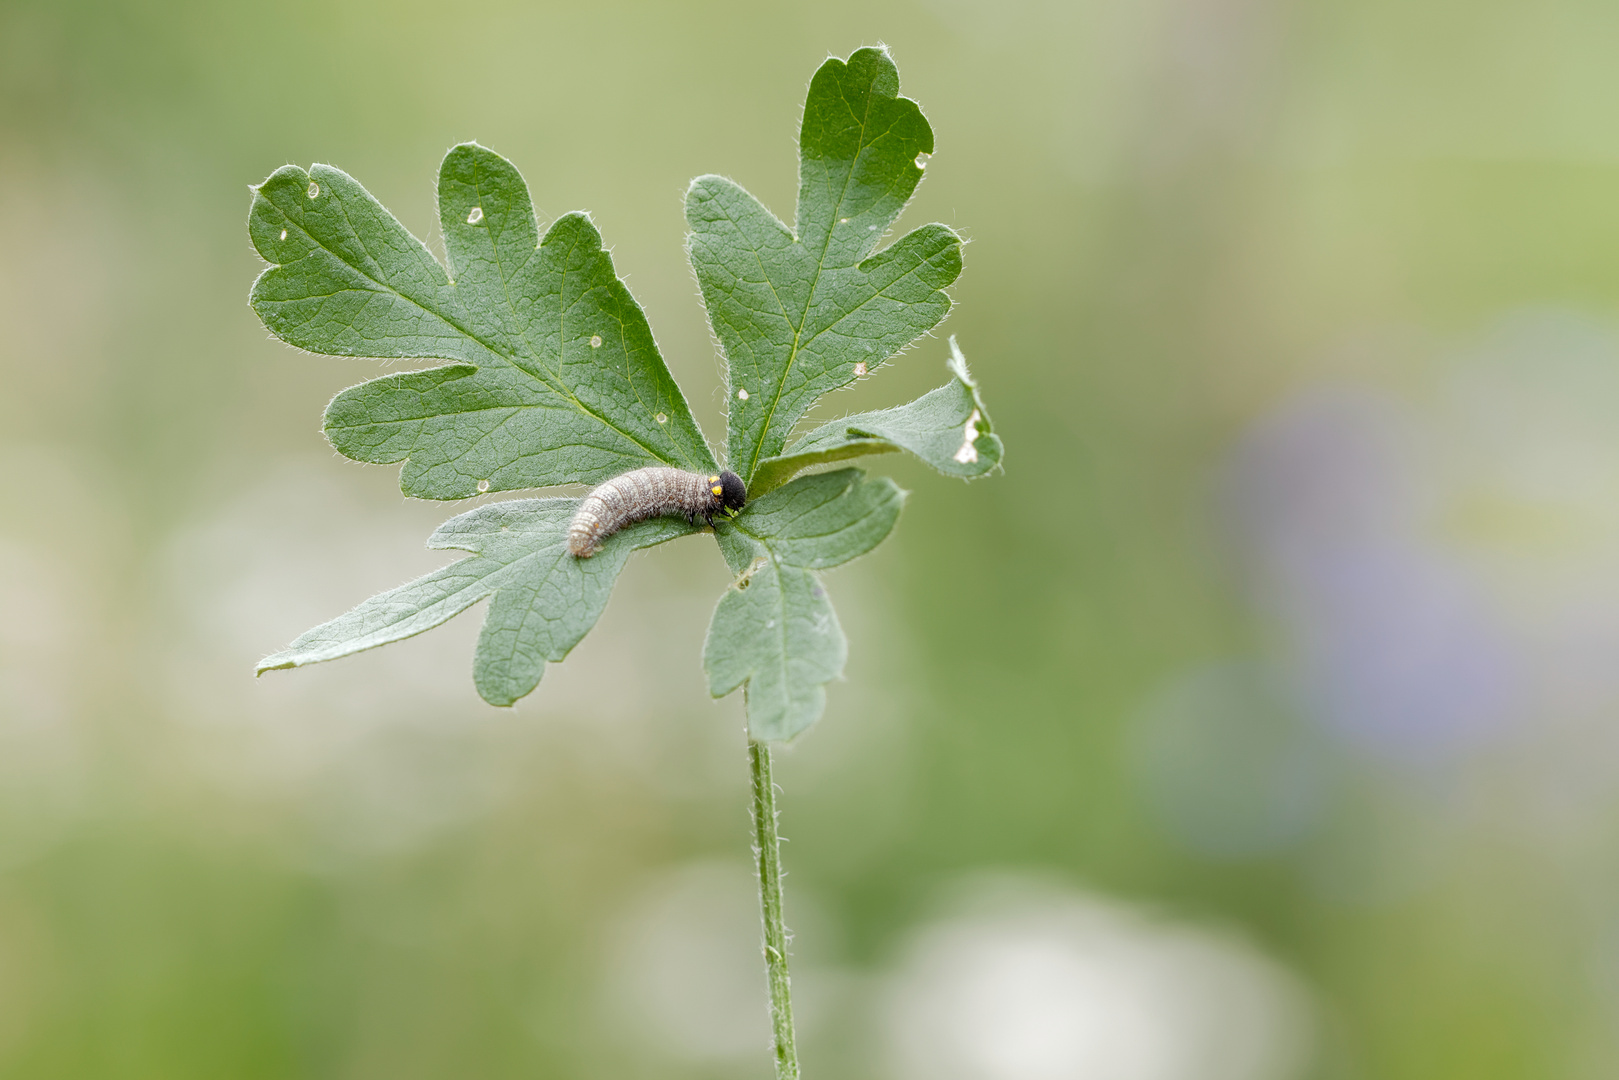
[686,46,962,485]
[748,336,1002,496]
[257,501,695,707]
[249,143,714,499]
[705,469,904,740]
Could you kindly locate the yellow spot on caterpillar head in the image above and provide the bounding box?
[712,486,723,496]
[708,475,720,483]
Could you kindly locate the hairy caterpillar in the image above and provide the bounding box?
[567,467,747,557]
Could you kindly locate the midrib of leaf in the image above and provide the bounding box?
[490,545,570,672]
[760,555,793,697]
[726,526,793,698]
[746,73,880,481]
[466,162,544,369]
[703,193,795,479]
[597,243,690,469]
[469,168,695,471]
[299,185,681,471]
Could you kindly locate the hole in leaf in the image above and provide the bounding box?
[467,206,484,224]
[278,229,287,241]
[915,151,931,169]
[735,555,769,590]
[953,409,983,465]
[476,479,490,493]
[737,388,749,401]
[655,412,668,424]
[590,335,603,348]
[854,361,867,376]
[306,181,319,199]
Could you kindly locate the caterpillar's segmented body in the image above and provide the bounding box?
[567,466,747,558]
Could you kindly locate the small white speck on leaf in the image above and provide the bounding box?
[915,152,931,169]
[766,620,775,629]
[590,335,603,348]
[466,206,484,224]
[306,181,320,199]
[854,361,868,376]
[953,409,982,464]
[278,229,287,241]
[868,224,877,231]
[655,412,668,424]
[737,388,750,401]
[839,217,850,224]
[477,479,490,493]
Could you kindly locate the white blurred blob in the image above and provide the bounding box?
[883,876,1314,1080]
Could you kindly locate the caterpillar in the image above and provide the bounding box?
[567,466,747,558]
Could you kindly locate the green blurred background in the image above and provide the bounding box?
[5,0,1619,1076]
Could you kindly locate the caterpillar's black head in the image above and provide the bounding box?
[717,470,747,512]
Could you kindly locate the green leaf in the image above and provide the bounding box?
[257,501,693,707]
[705,469,904,740]
[249,143,715,499]
[748,336,1003,496]
[686,46,963,485]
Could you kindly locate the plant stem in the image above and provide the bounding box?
[749,738,800,1080]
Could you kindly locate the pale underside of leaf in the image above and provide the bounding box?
[704,469,904,740]
[748,339,1003,496]
[249,143,714,499]
[257,499,695,707]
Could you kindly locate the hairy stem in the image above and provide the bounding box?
[750,738,800,1079]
